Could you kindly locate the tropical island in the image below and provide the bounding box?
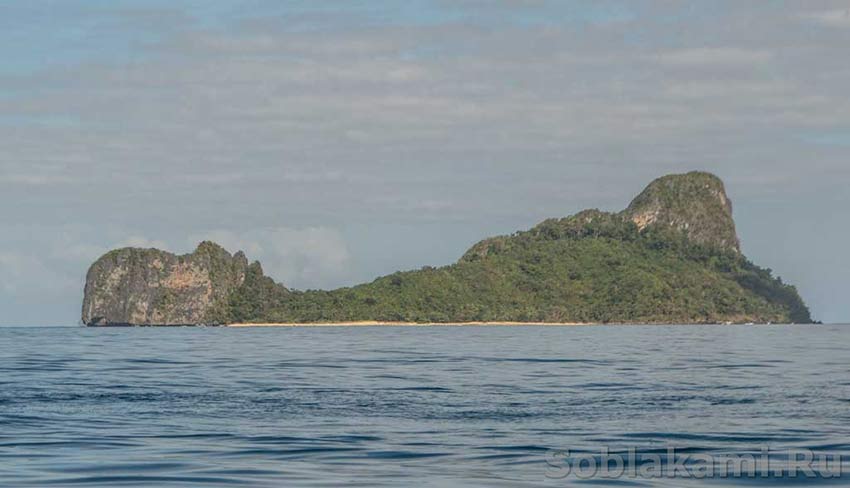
[82,172,812,326]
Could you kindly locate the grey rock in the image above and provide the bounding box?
[622,171,741,252]
[82,241,250,326]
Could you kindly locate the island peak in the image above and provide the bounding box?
[623,171,740,252]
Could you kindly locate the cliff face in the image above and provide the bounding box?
[462,171,740,263]
[622,171,740,252]
[82,241,251,326]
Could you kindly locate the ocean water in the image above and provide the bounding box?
[1,324,848,487]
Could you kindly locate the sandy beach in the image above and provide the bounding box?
[227,321,593,327]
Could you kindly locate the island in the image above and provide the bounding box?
[81,171,812,326]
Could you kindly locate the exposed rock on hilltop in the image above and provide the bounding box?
[83,172,813,325]
[82,241,257,326]
[623,171,740,252]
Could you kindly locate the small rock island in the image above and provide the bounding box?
[82,172,812,326]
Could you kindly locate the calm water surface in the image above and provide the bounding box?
[1,324,848,487]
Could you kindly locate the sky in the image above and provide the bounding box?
[1,0,849,325]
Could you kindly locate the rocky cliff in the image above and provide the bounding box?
[622,171,740,252]
[461,171,740,262]
[82,241,252,326]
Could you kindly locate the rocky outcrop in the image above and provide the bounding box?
[622,171,740,252]
[82,241,251,326]
[462,172,742,262]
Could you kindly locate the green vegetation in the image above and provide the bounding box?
[84,172,811,326]
[85,172,805,325]
[219,262,290,323]
[218,205,811,325]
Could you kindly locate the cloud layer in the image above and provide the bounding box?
[1,1,849,324]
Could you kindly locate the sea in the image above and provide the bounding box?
[1,324,848,487]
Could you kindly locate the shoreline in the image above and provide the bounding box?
[224,321,789,327]
[227,321,594,327]
[82,321,810,327]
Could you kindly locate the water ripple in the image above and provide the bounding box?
[0,324,847,487]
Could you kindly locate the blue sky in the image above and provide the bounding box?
[1,0,849,325]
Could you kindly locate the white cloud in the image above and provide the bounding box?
[664,80,793,100]
[799,9,850,28]
[656,48,773,66]
[0,252,76,295]
[189,227,351,290]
